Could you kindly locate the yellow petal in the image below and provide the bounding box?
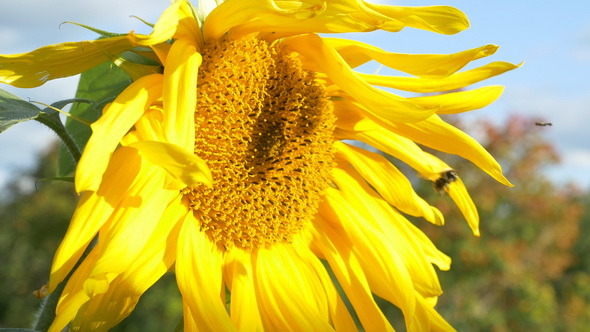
[128,140,212,189]
[335,141,443,225]
[321,187,419,326]
[374,199,451,271]
[326,38,498,75]
[360,62,520,93]
[162,38,201,151]
[363,3,469,35]
[49,146,145,292]
[331,166,446,297]
[49,249,100,332]
[311,216,394,331]
[295,235,357,332]
[382,114,512,186]
[335,120,440,177]
[83,165,175,282]
[206,0,467,41]
[69,195,185,331]
[421,152,481,236]
[76,74,163,193]
[128,0,202,48]
[223,249,264,331]
[283,34,437,123]
[447,176,480,236]
[253,242,333,331]
[176,215,235,330]
[0,36,133,88]
[411,85,506,114]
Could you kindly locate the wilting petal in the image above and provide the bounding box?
[284,34,438,122]
[361,62,520,93]
[411,86,506,114]
[311,216,395,331]
[223,249,264,331]
[127,0,201,48]
[128,140,212,190]
[75,74,163,193]
[176,215,234,330]
[380,114,512,186]
[335,141,443,225]
[331,166,446,297]
[0,37,133,88]
[327,38,499,75]
[207,0,468,41]
[68,195,185,331]
[162,38,201,151]
[49,147,143,291]
[253,241,333,331]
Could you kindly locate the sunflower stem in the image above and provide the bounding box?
[35,114,82,163]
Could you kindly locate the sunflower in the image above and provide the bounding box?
[0,0,518,330]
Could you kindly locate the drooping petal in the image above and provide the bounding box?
[379,113,512,186]
[447,176,480,236]
[127,0,202,49]
[223,249,264,331]
[0,37,133,88]
[205,0,468,41]
[335,116,441,177]
[128,140,212,190]
[331,166,446,298]
[363,2,469,35]
[411,86,506,114]
[421,151,481,235]
[297,233,357,331]
[311,216,394,331]
[49,146,144,291]
[69,194,186,331]
[320,186,419,327]
[176,215,235,330]
[335,141,444,225]
[360,62,520,93]
[81,167,175,292]
[161,38,201,151]
[253,241,333,331]
[326,38,499,75]
[283,34,438,123]
[75,74,163,193]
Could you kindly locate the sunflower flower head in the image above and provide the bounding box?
[0,0,519,330]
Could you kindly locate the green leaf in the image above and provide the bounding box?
[57,61,132,176]
[0,89,41,133]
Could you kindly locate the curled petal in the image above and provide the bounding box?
[327,38,499,76]
[360,62,521,93]
[76,74,163,193]
[0,37,133,88]
[284,34,437,123]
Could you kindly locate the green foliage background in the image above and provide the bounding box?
[0,115,589,331]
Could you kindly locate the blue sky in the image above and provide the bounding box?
[1,0,589,189]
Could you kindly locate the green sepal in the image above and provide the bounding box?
[61,21,126,39]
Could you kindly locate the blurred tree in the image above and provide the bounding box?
[411,115,588,331]
[0,143,77,327]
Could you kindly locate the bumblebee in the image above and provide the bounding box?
[535,122,552,126]
[433,169,458,193]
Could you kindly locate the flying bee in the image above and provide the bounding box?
[535,122,552,126]
[433,169,458,193]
